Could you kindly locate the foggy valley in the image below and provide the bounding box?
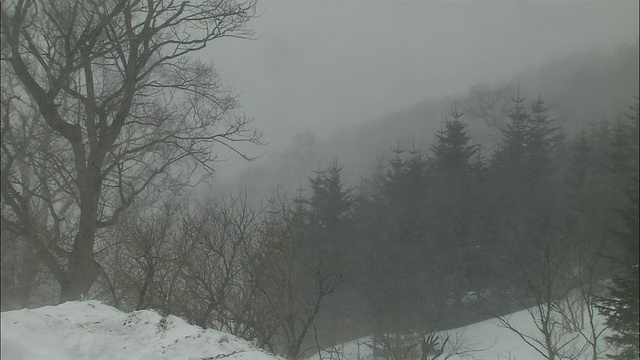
[1,0,639,359]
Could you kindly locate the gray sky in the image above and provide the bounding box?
[203,0,638,176]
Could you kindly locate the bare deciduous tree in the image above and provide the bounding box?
[496,238,610,360]
[560,242,611,360]
[94,196,183,311]
[1,0,260,302]
[461,83,513,129]
[497,242,577,360]
[252,194,344,359]
[1,67,74,308]
[175,196,261,330]
[368,329,482,360]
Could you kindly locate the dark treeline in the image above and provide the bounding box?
[287,91,639,357]
[2,90,638,359]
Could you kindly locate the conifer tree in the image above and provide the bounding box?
[306,159,353,275]
[598,98,640,359]
[528,95,563,176]
[487,88,565,304]
[359,141,432,329]
[403,143,429,244]
[430,102,479,173]
[427,103,482,314]
[305,159,356,325]
[383,143,408,207]
[501,86,530,163]
[564,129,593,194]
[308,159,352,239]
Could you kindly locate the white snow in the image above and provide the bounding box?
[0,301,281,360]
[0,299,616,360]
[307,306,612,360]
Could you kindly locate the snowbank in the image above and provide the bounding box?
[0,301,281,360]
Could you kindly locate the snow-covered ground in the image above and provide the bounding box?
[0,300,614,360]
[308,306,612,360]
[0,301,281,360]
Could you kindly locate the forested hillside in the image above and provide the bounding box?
[225,42,639,200]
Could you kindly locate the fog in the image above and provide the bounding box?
[2,1,639,355]
[202,0,637,183]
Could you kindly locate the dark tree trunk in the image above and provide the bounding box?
[59,175,101,303]
[59,256,101,303]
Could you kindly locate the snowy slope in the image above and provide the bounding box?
[308,306,612,360]
[0,301,281,360]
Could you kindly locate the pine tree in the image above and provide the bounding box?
[528,95,563,175]
[303,159,355,325]
[383,143,408,207]
[487,88,566,304]
[430,102,479,173]
[598,98,640,359]
[358,141,432,329]
[291,185,309,239]
[564,129,593,194]
[403,143,429,243]
[427,103,482,316]
[307,158,353,264]
[599,183,639,359]
[501,86,530,162]
[561,129,602,251]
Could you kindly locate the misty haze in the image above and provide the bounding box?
[1,1,638,359]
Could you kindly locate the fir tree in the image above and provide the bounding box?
[564,129,593,194]
[528,95,563,175]
[501,86,530,162]
[430,102,479,173]
[598,98,640,359]
[487,88,565,302]
[307,158,353,261]
[427,103,482,315]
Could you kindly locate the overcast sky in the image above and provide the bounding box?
[203,0,638,164]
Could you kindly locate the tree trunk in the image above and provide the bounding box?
[59,248,101,302]
[59,262,100,303]
[59,177,101,303]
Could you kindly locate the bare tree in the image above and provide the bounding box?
[174,195,261,330]
[1,0,260,301]
[1,66,73,308]
[461,83,513,130]
[93,195,184,311]
[92,191,279,352]
[368,329,483,360]
[251,193,344,359]
[0,90,41,310]
[207,196,279,348]
[0,223,48,309]
[559,242,611,360]
[497,239,604,360]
